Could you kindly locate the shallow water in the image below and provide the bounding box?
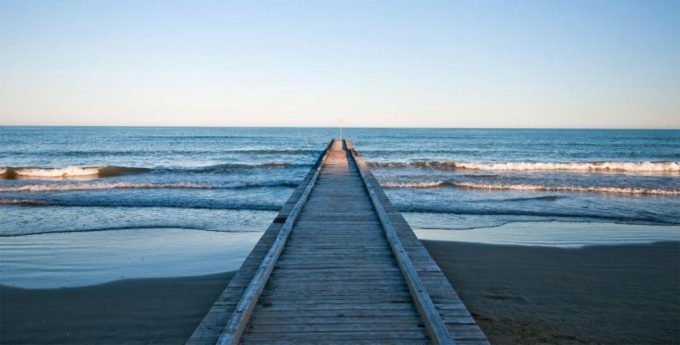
[415,222,680,248]
[0,228,261,288]
[1,127,678,287]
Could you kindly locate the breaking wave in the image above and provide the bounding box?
[370,161,680,173]
[0,162,308,180]
[0,180,299,193]
[7,166,99,178]
[381,181,445,189]
[0,166,150,179]
[452,182,680,196]
[0,198,282,211]
[382,180,679,196]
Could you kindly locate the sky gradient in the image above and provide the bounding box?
[1,0,678,128]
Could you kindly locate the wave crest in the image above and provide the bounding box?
[453,182,680,196]
[0,180,299,193]
[382,180,679,195]
[382,181,445,189]
[0,198,281,211]
[15,166,99,178]
[370,161,680,173]
[0,166,150,179]
[0,162,305,180]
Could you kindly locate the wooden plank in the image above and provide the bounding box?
[347,141,455,345]
[253,303,423,312]
[266,277,405,285]
[238,141,431,343]
[258,292,413,301]
[249,309,420,318]
[245,322,427,333]
[240,331,429,342]
[240,339,429,345]
[346,140,489,344]
[249,315,423,326]
[190,139,489,345]
[214,141,333,345]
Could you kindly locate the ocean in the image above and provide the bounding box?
[1,127,679,287]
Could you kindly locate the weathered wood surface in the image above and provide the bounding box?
[188,140,489,345]
[348,140,454,345]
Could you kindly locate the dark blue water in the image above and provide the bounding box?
[1,127,678,236]
[1,127,679,287]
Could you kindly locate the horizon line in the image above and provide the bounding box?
[0,124,678,130]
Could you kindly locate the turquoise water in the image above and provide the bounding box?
[1,127,678,287]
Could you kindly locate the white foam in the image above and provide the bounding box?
[13,166,100,178]
[371,161,680,173]
[0,182,210,193]
[446,161,680,173]
[382,181,444,189]
[453,182,680,196]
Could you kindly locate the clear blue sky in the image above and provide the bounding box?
[1,0,678,128]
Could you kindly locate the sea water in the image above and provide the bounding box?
[1,127,678,287]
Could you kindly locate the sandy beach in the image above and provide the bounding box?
[2,241,678,344]
[424,240,680,345]
[0,272,233,345]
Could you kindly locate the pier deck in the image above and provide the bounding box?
[188,140,488,345]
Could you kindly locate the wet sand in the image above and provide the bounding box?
[2,242,679,344]
[0,272,234,344]
[424,240,680,345]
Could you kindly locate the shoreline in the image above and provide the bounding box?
[415,221,680,248]
[2,241,679,344]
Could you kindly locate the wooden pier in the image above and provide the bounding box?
[188,140,489,345]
